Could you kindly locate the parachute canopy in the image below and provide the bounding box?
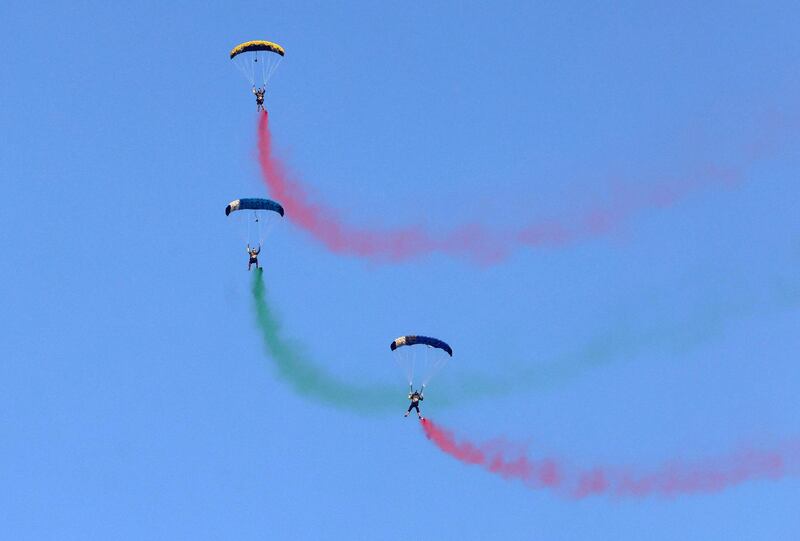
[226,198,285,217]
[230,40,285,88]
[390,335,453,357]
[230,40,285,59]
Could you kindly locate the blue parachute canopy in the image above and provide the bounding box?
[225,198,285,217]
[390,335,453,357]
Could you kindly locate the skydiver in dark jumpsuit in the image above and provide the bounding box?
[247,244,261,270]
[404,385,425,419]
[253,86,266,112]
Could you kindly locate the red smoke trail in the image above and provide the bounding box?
[420,418,798,499]
[256,112,738,263]
[256,111,505,262]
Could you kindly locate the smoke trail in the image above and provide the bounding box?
[421,418,799,499]
[250,259,800,411]
[250,268,397,414]
[436,272,800,402]
[255,112,505,262]
[256,111,738,263]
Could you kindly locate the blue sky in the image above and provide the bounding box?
[1,1,799,539]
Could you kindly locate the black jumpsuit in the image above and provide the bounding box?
[407,392,423,414]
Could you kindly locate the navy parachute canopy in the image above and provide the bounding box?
[226,198,285,217]
[390,335,453,357]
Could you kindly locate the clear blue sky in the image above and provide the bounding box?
[2,1,799,539]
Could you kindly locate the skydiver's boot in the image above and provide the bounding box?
[404,412,409,417]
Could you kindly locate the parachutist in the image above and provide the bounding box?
[404,385,424,420]
[231,41,284,108]
[253,86,266,112]
[247,243,261,271]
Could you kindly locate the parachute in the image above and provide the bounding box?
[390,336,453,356]
[230,40,285,89]
[225,198,285,217]
[226,198,285,249]
[390,335,453,388]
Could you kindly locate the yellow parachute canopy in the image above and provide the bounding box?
[230,40,285,59]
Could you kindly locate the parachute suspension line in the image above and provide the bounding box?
[261,51,270,87]
[398,348,416,386]
[234,56,254,87]
[240,213,249,247]
[263,214,276,245]
[409,348,416,388]
[425,346,437,386]
[257,211,265,247]
[421,346,429,386]
[393,350,411,386]
[423,355,449,387]
[267,55,282,86]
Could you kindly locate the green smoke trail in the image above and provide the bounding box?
[439,272,800,402]
[251,269,397,414]
[252,266,800,412]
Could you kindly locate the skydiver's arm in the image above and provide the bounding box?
[255,247,261,255]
